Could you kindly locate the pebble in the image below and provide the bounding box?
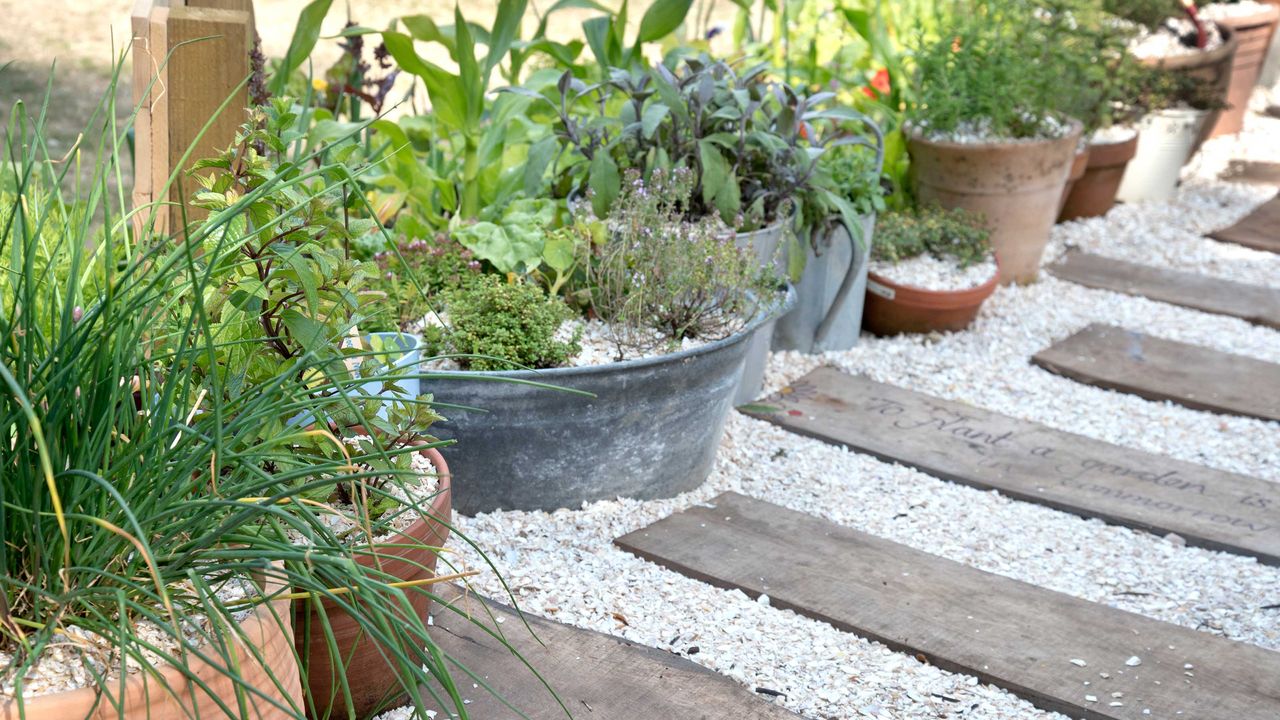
[870,254,997,292]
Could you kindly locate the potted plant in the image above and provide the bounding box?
[178,102,492,720]
[1116,65,1225,201]
[905,0,1083,284]
[1200,0,1280,136]
[546,57,823,401]
[773,138,886,353]
[863,206,998,335]
[1111,0,1239,151]
[0,81,485,720]
[378,170,782,515]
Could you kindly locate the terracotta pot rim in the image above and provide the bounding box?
[904,118,1083,151]
[867,260,999,307]
[5,565,297,719]
[1213,4,1280,30]
[1085,132,1141,166]
[1138,23,1238,67]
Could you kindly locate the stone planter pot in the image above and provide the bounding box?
[1210,4,1280,136]
[1,568,301,720]
[1117,109,1210,203]
[296,445,452,720]
[863,262,999,336]
[1057,145,1091,218]
[773,214,874,354]
[1059,131,1140,221]
[733,223,794,405]
[420,295,788,514]
[908,121,1082,285]
[1138,23,1238,154]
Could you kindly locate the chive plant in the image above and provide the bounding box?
[0,60,553,720]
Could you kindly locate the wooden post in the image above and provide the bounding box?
[131,0,255,235]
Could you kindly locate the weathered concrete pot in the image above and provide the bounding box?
[1211,5,1280,136]
[1057,145,1091,218]
[734,223,793,404]
[908,120,1082,285]
[773,215,874,353]
[1138,23,1237,154]
[421,296,787,514]
[1059,131,1140,221]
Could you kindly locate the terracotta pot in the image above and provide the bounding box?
[908,120,1082,285]
[863,262,999,336]
[1,568,302,720]
[296,447,452,720]
[1057,146,1091,218]
[1058,131,1141,221]
[1138,23,1238,155]
[1210,5,1280,137]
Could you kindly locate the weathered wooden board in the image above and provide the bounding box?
[1207,194,1280,253]
[616,493,1280,720]
[422,585,800,719]
[1032,324,1280,422]
[1048,250,1280,329]
[1221,160,1280,186]
[742,367,1279,564]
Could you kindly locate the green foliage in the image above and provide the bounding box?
[436,275,580,370]
[1048,2,1147,133]
[0,66,513,720]
[1102,0,1180,29]
[551,56,872,234]
[361,233,482,331]
[873,206,992,268]
[910,0,1076,139]
[584,169,779,346]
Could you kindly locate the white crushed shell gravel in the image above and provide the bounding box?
[1129,18,1225,59]
[870,254,997,292]
[380,98,1280,720]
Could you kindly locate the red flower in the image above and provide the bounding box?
[861,68,891,99]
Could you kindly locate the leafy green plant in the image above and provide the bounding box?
[548,56,872,234]
[361,233,482,332]
[872,206,992,268]
[910,0,1076,139]
[433,275,580,371]
[0,65,552,720]
[584,169,778,348]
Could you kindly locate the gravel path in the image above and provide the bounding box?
[384,100,1280,720]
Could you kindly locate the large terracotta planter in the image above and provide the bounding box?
[1057,146,1091,218]
[863,262,999,336]
[1,569,302,720]
[908,121,1082,285]
[296,447,452,720]
[1059,131,1140,221]
[1211,5,1280,136]
[1138,23,1238,154]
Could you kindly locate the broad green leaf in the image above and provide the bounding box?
[636,0,693,44]
[384,32,472,133]
[542,234,576,272]
[270,0,334,95]
[282,309,331,355]
[697,139,729,210]
[524,136,558,194]
[485,0,529,81]
[454,6,484,125]
[588,152,620,218]
[402,14,457,58]
[640,103,669,138]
